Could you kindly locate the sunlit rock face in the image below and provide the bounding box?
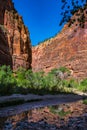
[32,15,87,79]
[0,0,32,69]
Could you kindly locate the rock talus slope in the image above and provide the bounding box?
[0,0,32,69]
[32,17,87,79]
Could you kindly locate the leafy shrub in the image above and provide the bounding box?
[59,66,70,73]
[0,65,16,95]
[76,79,87,92]
[83,99,87,105]
[80,79,87,86]
[0,65,86,96]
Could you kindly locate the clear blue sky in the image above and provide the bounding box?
[12,0,64,46]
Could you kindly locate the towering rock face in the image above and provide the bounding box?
[0,27,12,67]
[0,0,32,69]
[32,18,87,79]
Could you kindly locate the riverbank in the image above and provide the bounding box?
[0,93,87,129]
[3,100,87,130]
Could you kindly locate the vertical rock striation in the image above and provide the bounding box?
[0,0,32,69]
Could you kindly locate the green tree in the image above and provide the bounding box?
[0,65,16,95]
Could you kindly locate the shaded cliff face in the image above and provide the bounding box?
[0,27,12,67]
[32,20,87,79]
[0,0,32,69]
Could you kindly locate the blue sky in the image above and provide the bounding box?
[12,0,64,46]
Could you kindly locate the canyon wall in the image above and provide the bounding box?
[32,20,87,79]
[0,0,32,69]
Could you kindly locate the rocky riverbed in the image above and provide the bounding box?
[3,100,87,130]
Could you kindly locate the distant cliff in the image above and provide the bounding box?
[32,10,87,79]
[0,0,32,69]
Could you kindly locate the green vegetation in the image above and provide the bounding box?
[0,65,87,96]
[58,110,71,117]
[49,106,71,117]
[74,79,87,92]
[83,99,87,105]
[0,65,16,95]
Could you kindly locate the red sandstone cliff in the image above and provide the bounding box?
[0,0,32,69]
[32,12,87,79]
